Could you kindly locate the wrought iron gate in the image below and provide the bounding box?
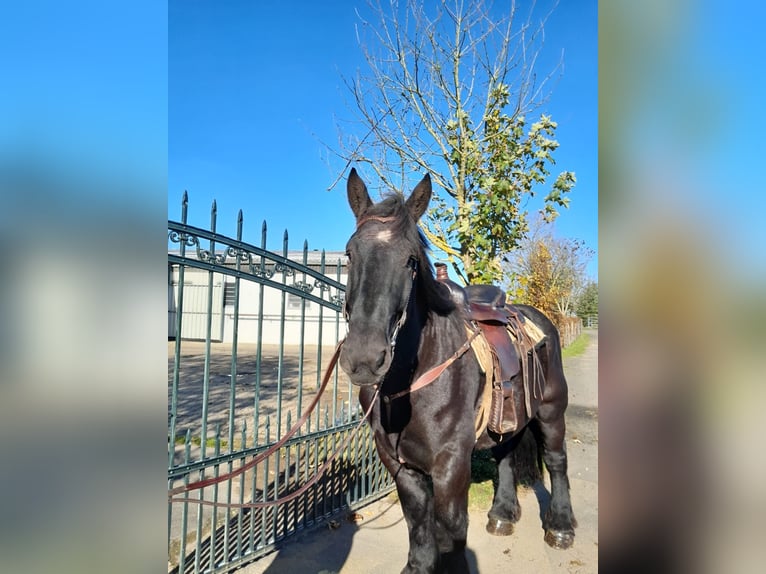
[167,194,394,573]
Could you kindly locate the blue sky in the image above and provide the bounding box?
[169,0,598,280]
[2,1,167,199]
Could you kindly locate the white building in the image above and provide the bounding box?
[168,250,347,346]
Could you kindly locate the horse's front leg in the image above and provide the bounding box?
[364,392,438,572]
[431,451,471,573]
[393,465,439,573]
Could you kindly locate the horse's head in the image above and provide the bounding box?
[339,168,433,387]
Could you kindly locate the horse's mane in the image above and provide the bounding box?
[361,194,456,317]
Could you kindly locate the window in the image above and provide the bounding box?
[288,293,309,310]
[223,282,237,307]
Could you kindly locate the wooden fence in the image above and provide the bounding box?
[553,314,583,348]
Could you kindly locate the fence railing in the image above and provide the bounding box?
[167,193,394,573]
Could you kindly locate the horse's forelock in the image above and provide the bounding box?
[356,194,454,316]
[356,194,413,241]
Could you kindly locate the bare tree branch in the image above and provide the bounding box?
[327,0,574,284]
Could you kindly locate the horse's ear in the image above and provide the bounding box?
[405,173,432,221]
[347,168,372,219]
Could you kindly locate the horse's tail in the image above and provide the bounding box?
[510,425,542,487]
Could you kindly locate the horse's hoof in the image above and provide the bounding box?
[485,518,514,536]
[544,529,575,549]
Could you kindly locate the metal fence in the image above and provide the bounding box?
[167,193,394,573]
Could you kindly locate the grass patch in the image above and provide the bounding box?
[562,332,590,358]
[468,450,497,510]
[468,479,495,510]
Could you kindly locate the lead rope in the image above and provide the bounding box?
[168,341,380,509]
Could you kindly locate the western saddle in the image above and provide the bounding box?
[435,263,545,437]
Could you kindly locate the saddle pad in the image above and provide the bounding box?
[467,327,494,440]
[509,313,546,346]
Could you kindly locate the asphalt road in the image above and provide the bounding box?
[240,329,599,574]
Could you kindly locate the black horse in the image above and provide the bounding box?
[339,168,576,573]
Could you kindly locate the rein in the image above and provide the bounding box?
[168,340,381,509]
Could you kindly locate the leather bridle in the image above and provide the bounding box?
[354,214,398,229]
[389,255,418,351]
[347,214,475,401]
[346,213,418,353]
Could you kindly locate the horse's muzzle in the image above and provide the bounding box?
[339,339,391,386]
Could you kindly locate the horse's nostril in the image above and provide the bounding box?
[374,349,386,371]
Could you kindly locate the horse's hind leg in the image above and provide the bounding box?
[515,305,577,548]
[535,405,577,549]
[486,426,545,535]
